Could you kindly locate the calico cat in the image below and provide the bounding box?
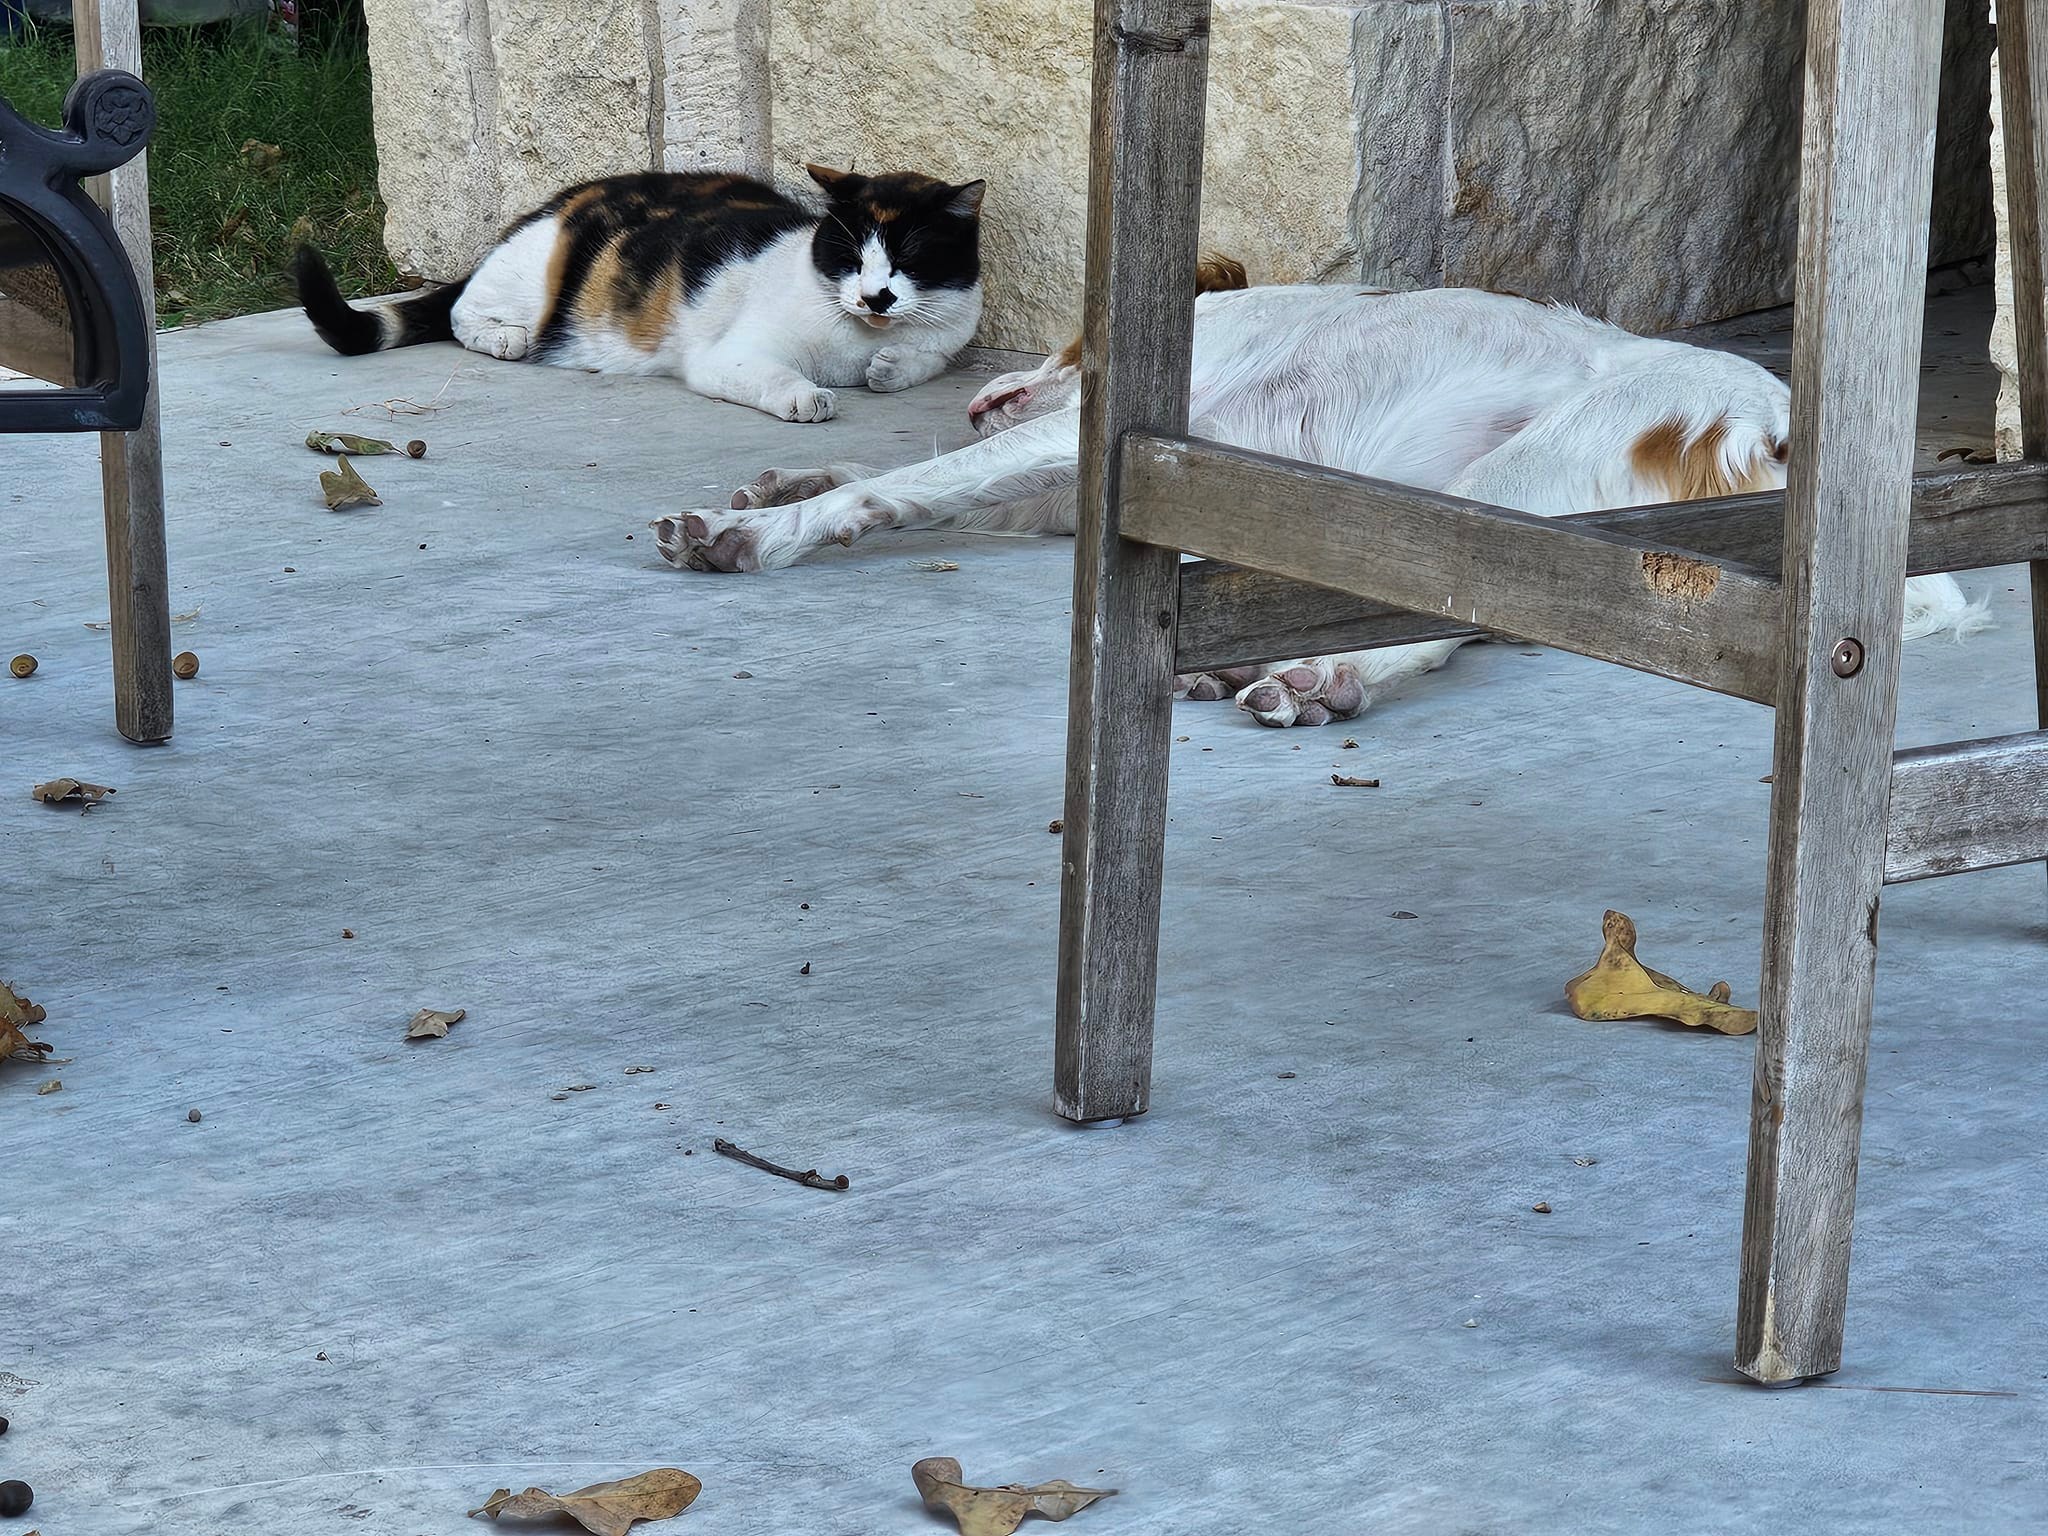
[291,164,986,423]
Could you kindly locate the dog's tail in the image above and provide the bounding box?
[292,247,470,356]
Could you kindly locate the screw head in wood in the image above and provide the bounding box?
[1829,637,1864,678]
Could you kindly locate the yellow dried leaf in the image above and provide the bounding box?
[307,430,400,456]
[31,778,114,806]
[468,1468,701,1536]
[912,1458,1117,1536]
[1,982,52,1065]
[406,1008,466,1040]
[320,456,381,510]
[1564,910,1757,1035]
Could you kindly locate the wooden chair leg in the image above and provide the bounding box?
[76,0,173,745]
[1735,0,1944,1383]
[1997,0,2048,818]
[1053,0,1212,1123]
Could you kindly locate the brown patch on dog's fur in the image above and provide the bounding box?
[1195,253,1249,294]
[1630,415,1782,502]
[1050,252,1249,371]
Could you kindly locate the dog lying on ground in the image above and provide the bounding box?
[651,261,1983,727]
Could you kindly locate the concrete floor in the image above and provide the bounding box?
[4,284,2045,1536]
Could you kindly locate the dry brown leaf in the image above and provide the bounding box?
[2,983,51,1064]
[307,430,401,456]
[321,456,382,510]
[238,138,284,174]
[1935,444,1997,465]
[1564,910,1757,1035]
[31,778,114,807]
[912,1458,1117,1536]
[468,1468,701,1536]
[1331,774,1380,788]
[406,1008,466,1040]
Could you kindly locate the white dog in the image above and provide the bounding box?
[652,264,1981,727]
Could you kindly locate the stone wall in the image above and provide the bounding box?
[365,0,1997,354]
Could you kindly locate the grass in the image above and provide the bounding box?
[1,14,397,323]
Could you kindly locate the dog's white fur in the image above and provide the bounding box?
[652,283,1984,725]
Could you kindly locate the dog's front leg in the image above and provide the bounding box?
[654,409,1081,572]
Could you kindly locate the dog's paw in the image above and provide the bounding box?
[731,467,845,510]
[1178,667,1266,702]
[865,346,919,393]
[771,384,836,423]
[651,509,763,573]
[1233,659,1369,728]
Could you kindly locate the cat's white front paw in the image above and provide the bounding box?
[865,346,918,393]
[771,384,836,423]
[466,323,529,361]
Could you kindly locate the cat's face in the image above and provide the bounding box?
[806,165,985,330]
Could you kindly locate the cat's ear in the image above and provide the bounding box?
[942,179,986,218]
[806,163,865,199]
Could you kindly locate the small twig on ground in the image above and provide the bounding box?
[343,364,464,422]
[713,1137,849,1191]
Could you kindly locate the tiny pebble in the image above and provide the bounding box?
[316,1350,329,1361]
[1047,818,1063,834]
[1572,1156,1597,1167]
[1532,1201,1552,1214]
[1462,1319,1479,1329]
[188,1108,202,1123]
[9,654,35,678]
[1341,737,1358,749]
[800,962,811,975]
[0,1413,9,1433]
[683,1146,692,1154]
[36,1079,60,1095]
[1276,1071,1296,1079]
[405,439,427,458]
[799,902,809,910]
[284,566,296,573]
[732,670,753,679]
[342,929,355,939]
[172,651,199,680]
[1391,911,1420,920]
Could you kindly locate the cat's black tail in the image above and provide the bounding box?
[292,247,470,356]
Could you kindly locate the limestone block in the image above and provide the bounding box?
[362,0,503,281]
[771,0,1361,352]
[659,0,771,174]
[363,0,764,281]
[1424,0,1991,333]
[487,0,655,218]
